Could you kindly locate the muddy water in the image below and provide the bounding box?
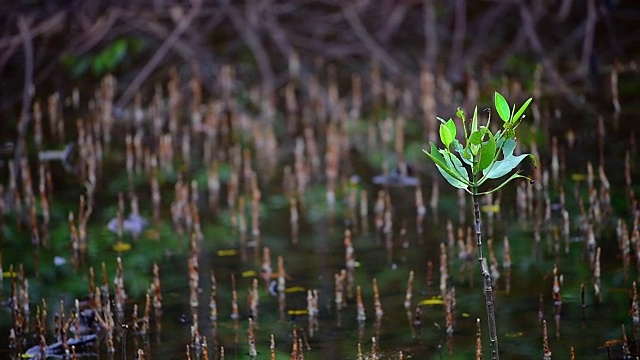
[0,100,638,360]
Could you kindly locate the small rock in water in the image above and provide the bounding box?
[107,213,148,237]
[268,280,279,296]
[372,163,419,187]
[53,256,67,266]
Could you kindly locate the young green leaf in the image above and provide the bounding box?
[477,171,531,195]
[512,97,533,123]
[468,128,486,146]
[494,92,510,123]
[436,150,470,189]
[471,106,479,133]
[435,164,468,189]
[423,143,447,167]
[443,150,469,181]
[482,139,530,180]
[439,123,453,148]
[423,144,468,184]
[478,134,496,172]
[528,153,538,168]
[445,118,456,141]
[452,139,464,153]
[453,140,473,166]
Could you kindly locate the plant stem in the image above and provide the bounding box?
[473,192,499,360]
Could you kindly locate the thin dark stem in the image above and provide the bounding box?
[473,192,499,360]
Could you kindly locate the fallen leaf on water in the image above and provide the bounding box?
[418,296,444,306]
[505,331,524,338]
[113,242,132,252]
[285,286,306,293]
[571,173,587,181]
[217,249,238,257]
[287,309,308,316]
[481,204,500,213]
[3,271,17,278]
[242,270,257,278]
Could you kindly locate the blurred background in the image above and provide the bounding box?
[1,1,640,359]
[1,0,638,126]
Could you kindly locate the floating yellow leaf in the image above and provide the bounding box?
[481,204,500,213]
[504,331,524,338]
[217,249,238,257]
[461,312,471,318]
[418,296,444,306]
[143,229,160,240]
[354,261,362,268]
[242,270,257,278]
[285,286,305,293]
[571,173,587,181]
[113,242,132,252]
[3,271,17,278]
[287,309,308,316]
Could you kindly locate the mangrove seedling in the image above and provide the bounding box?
[423,92,536,360]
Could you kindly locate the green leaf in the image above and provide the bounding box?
[445,119,456,141]
[502,138,517,155]
[443,150,469,181]
[422,143,458,176]
[477,172,531,195]
[470,144,480,156]
[452,139,464,153]
[457,108,470,139]
[495,92,510,122]
[512,97,533,123]
[92,38,128,75]
[439,122,453,148]
[438,150,470,189]
[494,129,504,143]
[471,106,478,133]
[423,143,446,165]
[422,143,468,188]
[468,128,486,146]
[510,103,516,122]
[483,139,530,179]
[436,164,469,189]
[529,153,538,168]
[453,140,473,166]
[479,134,496,172]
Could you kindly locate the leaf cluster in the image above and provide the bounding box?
[423,92,537,195]
[60,37,146,78]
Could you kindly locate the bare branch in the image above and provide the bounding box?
[423,0,438,70]
[223,2,277,95]
[115,0,203,109]
[579,0,597,76]
[342,2,401,76]
[518,2,594,111]
[447,0,467,81]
